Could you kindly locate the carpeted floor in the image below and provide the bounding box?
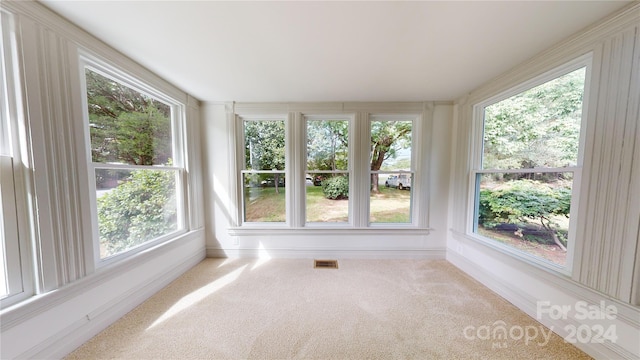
[65,258,590,359]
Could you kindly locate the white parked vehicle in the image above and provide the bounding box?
[385,173,411,190]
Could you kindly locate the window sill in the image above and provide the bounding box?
[451,229,571,277]
[450,229,640,328]
[229,227,433,236]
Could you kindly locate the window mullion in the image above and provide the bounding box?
[92,163,183,171]
[414,107,430,228]
[567,168,582,275]
[353,112,369,227]
[290,112,303,227]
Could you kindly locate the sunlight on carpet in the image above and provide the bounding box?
[147,264,247,330]
[67,259,591,360]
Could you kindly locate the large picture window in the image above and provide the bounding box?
[472,62,588,267]
[83,65,185,261]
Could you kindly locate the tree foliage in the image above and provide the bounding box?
[370,121,412,193]
[86,69,177,256]
[305,119,412,194]
[307,120,348,171]
[97,170,177,257]
[86,69,172,166]
[244,120,286,193]
[244,120,285,170]
[483,68,585,171]
[479,180,571,250]
[478,67,586,253]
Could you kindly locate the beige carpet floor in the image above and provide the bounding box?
[66,258,590,359]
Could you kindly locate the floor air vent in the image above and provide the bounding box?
[314,259,339,269]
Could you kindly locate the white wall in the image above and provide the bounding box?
[0,2,205,358]
[202,102,452,259]
[447,4,640,359]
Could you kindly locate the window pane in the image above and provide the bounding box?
[0,27,9,295]
[380,173,412,190]
[370,120,412,171]
[1,156,23,300]
[306,174,349,223]
[474,172,573,266]
[0,169,8,298]
[370,119,413,223]
[483,67,586,170]
[96,168,179,258]
[370,177,412,223]
[243,173,286,222]
[1,12,29,304]
[307,119,348,171]
[244,120,285,171]
[85,69,173,166]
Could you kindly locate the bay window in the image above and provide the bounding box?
[235,107,427,230]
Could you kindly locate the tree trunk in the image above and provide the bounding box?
[540,216,566,251]
[371,173,379,193]
[550,232,567,252]
[370,146,387,194]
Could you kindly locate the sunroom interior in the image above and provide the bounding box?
[1,1,639,359]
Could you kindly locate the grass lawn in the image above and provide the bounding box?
[243,185,411,223]
[306,186,349,222]
[244,187,286,222]
[370,187,411,223]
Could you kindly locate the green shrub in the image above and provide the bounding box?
[479,180,570,222]
[478,179,571,249]
[97,170,177,256]
[322,176,349,200]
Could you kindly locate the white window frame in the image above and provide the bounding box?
[234,107,429,231]
[369,115,417,227]
[304,115,353,226]
[467,55,593,274]
[1,9,34,307]
[79,55,187,267]
[238,115,289,226]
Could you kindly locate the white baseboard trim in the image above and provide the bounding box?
[206,247,446,259]
[21,249,206,359]
[447,250,639,360]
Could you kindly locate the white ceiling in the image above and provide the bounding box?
[40,1,630,103]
